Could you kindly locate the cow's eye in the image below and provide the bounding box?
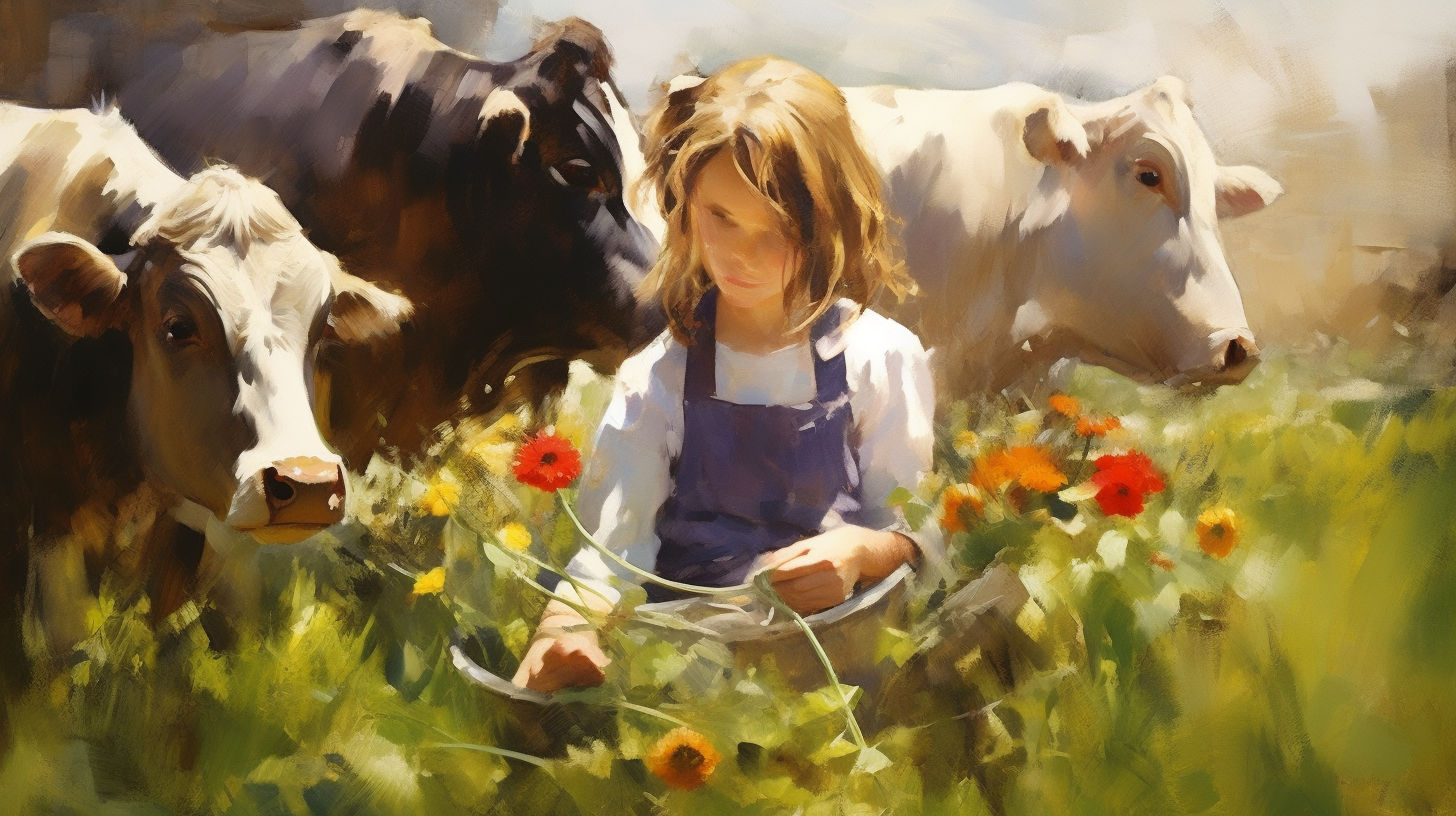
[1137,167,1162,188]
[551,158,598,189]
[162,315,199,347]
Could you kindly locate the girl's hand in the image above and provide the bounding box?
[511,603,611,693]
[512,630,610,693]
[759,525,917,615]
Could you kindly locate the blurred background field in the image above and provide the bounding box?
[4,329,1456,815]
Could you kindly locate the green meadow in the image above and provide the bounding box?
[3,335,1455,815]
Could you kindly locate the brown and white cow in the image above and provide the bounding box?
[840,76,1282,394]
[56,10,661,464]
[0,104,410,690]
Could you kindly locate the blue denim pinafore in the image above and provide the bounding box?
[649,291,865,601]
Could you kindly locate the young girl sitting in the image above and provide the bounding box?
[513,56,939,693]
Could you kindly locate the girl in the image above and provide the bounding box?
[513,57,939,693]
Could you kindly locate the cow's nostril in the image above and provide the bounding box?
[1224,339,1248,369]
[264,467,297,505]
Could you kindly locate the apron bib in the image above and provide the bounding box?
[650,291,864,601]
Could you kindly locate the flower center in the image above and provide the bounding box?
[1211,525,1225,538]
[540,452,558,466]
[670,746,705,772]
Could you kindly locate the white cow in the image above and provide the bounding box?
[842,76,1281,393]
[0,104,411,664]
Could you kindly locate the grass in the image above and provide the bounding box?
[3,335,1456,815]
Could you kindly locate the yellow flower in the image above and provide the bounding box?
[498,522,532,552]
[645,727,722,791]
[1196,507,1240,558]
[953,430,979,457]
[412,567,446,596]
[421,481,461,516]
[1048,393,1081,418]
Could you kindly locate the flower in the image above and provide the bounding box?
[939,484,984,533]
[953,430,979,458]
[1048,394,1081,417]
[512,430,582,492]
[1149,551,1176,571]
[973,446,1067,493]
[1090,451,1165,517]
[645,727,722,790]
[421,481,461,516]
[498,522,532,552]
[412,567,446,596]
[1075,414,1122,437]
[1196,507,1240,558]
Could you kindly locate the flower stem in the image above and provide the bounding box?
[557,494,753,596]
[1075,435,1094,482]
[752,571,867,751]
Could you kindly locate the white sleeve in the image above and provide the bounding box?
[848,316,944,563]
[558,337,684,607]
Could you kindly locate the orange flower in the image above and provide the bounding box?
[1196,507,1240,558]
[1048,394,1081,418]
[973,446,1067,493]
[939,484,984,533]
[645,727,722,791]
[1075,414,1122,437]
[1149,552,1176,571]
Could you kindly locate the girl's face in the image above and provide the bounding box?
[689,150,801,316]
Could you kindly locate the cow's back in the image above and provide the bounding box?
[845,85,1057,344]
[0,104,180,291]
[117,10,476,216]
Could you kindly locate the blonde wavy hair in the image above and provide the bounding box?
[640,57,915,343]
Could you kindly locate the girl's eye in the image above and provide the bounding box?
[1137,167,1162,188]
[162,315,199,347]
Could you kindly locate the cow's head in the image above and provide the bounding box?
[448,18,660,391]
[14,167,412,543]
[1015,75,1281,388]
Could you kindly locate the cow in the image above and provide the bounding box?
[59,10,660,465]
[0,103,411,713]
[838,76,1282,394]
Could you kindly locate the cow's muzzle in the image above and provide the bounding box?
[226,456,346,544]
[1164,331,1260,390]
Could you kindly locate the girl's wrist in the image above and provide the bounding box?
[857,528,917,581]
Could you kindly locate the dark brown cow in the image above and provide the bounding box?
[70,10,660,464]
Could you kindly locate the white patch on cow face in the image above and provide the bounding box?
[124,170,347,540]
[603,82,666,243]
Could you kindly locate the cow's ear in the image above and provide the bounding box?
[1022,97,1089,166]
[660,74,707,130]
[13,232,128,337]
[328,264,414,344]
[1216,165,1283,218]
[479,88,531,162]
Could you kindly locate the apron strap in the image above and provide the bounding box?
[684,290,719,400]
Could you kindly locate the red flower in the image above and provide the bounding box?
[1090,451,1165,517]
[512,430,582,492]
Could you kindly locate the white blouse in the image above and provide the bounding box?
[559,302,941,605]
